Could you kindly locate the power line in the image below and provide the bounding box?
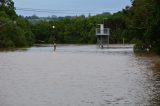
[15,7,119,15]
[16,7,119,12]
[16,8,97,15]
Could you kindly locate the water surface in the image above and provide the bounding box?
[0,45,160,106]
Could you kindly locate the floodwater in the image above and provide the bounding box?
[0,45,160,106]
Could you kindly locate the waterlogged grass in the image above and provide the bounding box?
[152,63,160,71]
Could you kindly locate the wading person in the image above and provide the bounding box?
[53,43,56,51]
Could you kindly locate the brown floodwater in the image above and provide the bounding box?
[0,45,160,106]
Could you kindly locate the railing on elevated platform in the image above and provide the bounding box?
[96,28,110,35]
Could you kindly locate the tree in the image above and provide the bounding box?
[0,0,34,48]
[0,0,16,19]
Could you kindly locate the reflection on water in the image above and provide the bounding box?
[131,53,160,106]
[0,45,160,106]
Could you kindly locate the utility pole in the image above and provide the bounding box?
[52,25,55,42]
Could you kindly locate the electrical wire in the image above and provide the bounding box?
[15,7,119,15]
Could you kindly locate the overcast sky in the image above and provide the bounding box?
[13,0,131,17]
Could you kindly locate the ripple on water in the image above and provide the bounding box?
[0,45,160,106]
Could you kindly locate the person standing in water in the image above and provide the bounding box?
[53,42,56,51]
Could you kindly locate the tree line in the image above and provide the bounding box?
[0,0,34,48]
[0,0,160,53]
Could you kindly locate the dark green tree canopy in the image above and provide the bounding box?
[0,0,34,48]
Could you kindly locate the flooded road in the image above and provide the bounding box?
[0,45,160,106]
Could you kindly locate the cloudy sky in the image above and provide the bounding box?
[13,0,131,17]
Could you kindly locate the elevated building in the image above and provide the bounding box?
[96,24,110,48]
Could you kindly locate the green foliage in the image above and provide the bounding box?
[31,16,100,44]
[0,0,16,19]
[1,0,160,54]
[129,0,160,53]
[0,0,34,48]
